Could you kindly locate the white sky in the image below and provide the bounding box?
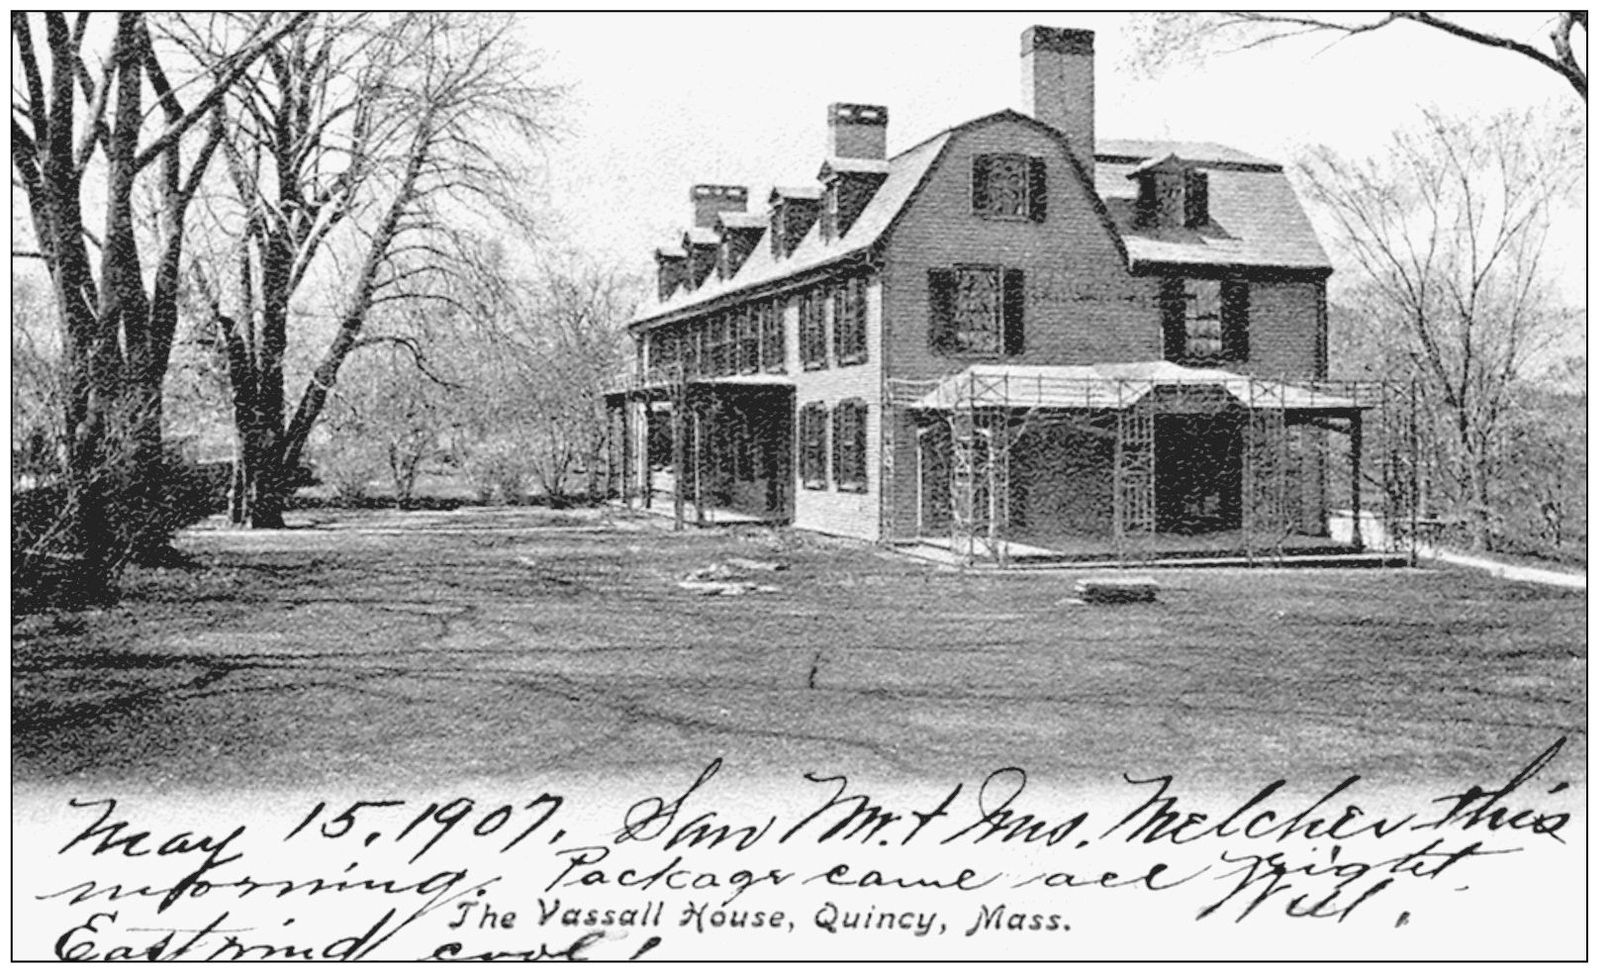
[518,12,1585,303]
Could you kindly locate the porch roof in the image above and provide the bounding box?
[906,362,1369,413]
[694,373,794,387]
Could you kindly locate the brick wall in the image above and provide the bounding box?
[1246,279,1326,378]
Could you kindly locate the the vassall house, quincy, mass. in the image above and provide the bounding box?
[606,26,1377,562]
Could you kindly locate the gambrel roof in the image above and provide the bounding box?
[1095,144,1331,273]
[633,111,1330,331]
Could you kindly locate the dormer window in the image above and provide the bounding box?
[817,158,887,240]
[972,154,1047,221]
[1132,154,1210,229]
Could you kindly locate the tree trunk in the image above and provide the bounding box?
[233,420,289,529]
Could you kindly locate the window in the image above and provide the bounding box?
[760,299,785,372]
[927,265,1025,357]
[833,399,868,492]
[972,154,1048,221]
[738,305,760,374]
[696,318,714,375]
[800,286,828,370]
[799,402,828,490]
[679,322,699,375]
[1163,278,1248,364]
[648,328,676,371]
[710,313,733,375]
[1184,279,1222,359]
[834,276,867,365]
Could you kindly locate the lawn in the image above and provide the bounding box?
[10,506,1586,794]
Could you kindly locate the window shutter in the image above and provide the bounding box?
[798,407,809,481]
[851,400,867,485]
[1222,279,1250,361]
[1028,158,1048,222]
[1003,268,1026,356]
[1161,278,1186,362]
[928,268,956,354]
[838,404,847,484]
[972,156,991,213]
[1185,170,1209,228]
[833,282,848,364]
[1137,174,1157,227]
[822,283,836,365]
[819,405,831,486]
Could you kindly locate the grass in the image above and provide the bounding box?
[10,506,1585,794]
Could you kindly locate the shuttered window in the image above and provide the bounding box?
[834,275,868,366]
[972,154,1046,221]
[927,265,1026,357]
[1162,278,1249,364]
[833,399,868,492]
[799,402,828,490]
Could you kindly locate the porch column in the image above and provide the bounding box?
[606,400,621,502]
[672,391,686,530]
[623,395,637,508]
[692,394,705,526]
[638,392,651,510]
[1349,410,1363,550]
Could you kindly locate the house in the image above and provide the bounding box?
[605,26,1380,565]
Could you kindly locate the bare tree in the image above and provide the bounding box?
[11,11,309,593]
[1306,108,1581,550]
[457,251,637,505]
[187,12,562,526]
[11,274,63,489]
[314,341,455,509]
[1129,12,1587,102]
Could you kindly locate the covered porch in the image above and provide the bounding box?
[605,370,795,528]
[889,362,1386,567]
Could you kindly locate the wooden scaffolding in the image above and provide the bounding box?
[886,371,1415,568]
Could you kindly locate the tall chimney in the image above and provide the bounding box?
[827,103,888,160]
[691,184,749,228]
[1021,26,1095,175]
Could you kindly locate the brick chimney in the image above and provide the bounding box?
[1021,26,1095,175]
[827,103,887,160]
[691,184,749,228]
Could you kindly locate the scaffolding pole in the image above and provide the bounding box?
[1112,385,1156,563]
